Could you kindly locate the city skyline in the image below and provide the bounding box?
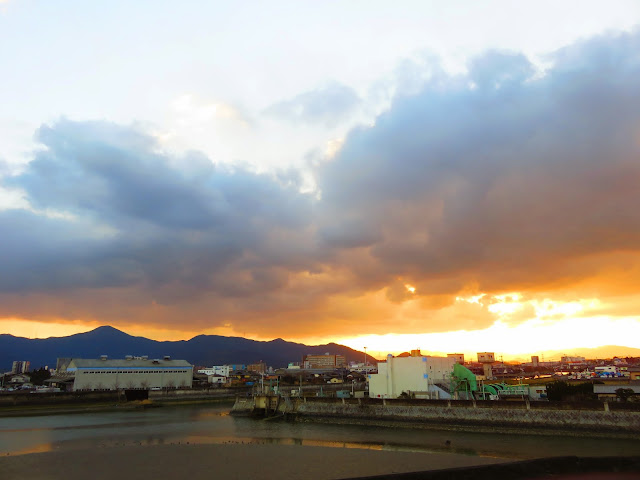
[1,2,640,357]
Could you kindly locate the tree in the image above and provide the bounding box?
[615,388,635,403]
[546,381,597,401]
[29,368,51,386]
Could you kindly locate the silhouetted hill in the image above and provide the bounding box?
[0,326,369,371]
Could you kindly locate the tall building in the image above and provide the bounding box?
[303,354,346,369]
[11,360,30,374]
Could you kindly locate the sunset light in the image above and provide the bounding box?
[3,4,640,479]
[1,2,639,361]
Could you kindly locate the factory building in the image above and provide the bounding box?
[60,356,193,391]
[368,351,456,399]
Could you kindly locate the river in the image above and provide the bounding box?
[1,402,639,459]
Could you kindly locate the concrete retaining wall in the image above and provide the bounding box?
[293,398,640,435]
[149,387,244,399]
[232,395,640,436]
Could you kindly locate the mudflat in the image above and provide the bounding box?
[0,443,505,480]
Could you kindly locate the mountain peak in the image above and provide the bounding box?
[85,325,129,336]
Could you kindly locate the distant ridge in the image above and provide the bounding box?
[541,345,640,361]
[0,326,369,371]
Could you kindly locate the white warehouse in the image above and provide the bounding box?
[368,352,456,399]
[62,357,193,391]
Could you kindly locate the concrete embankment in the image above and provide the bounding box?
[233,396,640,438]
[0,388,243,416]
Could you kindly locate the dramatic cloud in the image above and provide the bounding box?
[2,31,640,339]
[317,31,640,307]
[0,120,323,327]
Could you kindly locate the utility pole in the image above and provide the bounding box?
[364,347,367,367]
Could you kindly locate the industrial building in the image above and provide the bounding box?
[368,351,456,399]
[56,356,193,391]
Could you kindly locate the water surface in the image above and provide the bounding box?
[1,403,638,459]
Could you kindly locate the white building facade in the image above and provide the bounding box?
[368,354,456,399]
[197,365,231,377]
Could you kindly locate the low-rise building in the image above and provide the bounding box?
[198,365,232,377]
[595,366,618,376]
[594,384,640,401]
[447,354,465,364]
[248,362,267,374]
[349,362,377,373]
[208,374,227,385]
[8,374,30,385]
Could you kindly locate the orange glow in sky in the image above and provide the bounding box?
[1,4,640,370]
[4,292,639,362]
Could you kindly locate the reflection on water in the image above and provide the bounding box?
[10,442,54,456]
[1,404,639,460]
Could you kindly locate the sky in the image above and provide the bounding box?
[1,1,640,360]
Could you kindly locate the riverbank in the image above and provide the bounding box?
[0,391,236,418]
[233,395,640,439]
[2,443,639,480]
[0,443,506,480]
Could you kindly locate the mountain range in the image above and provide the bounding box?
[0,326,369,372]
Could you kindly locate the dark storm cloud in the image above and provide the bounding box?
[317,30,640,300]
[2,30,640,336]
[265,82,362,126]
[15,121,311,232]
[1,119,317,305]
